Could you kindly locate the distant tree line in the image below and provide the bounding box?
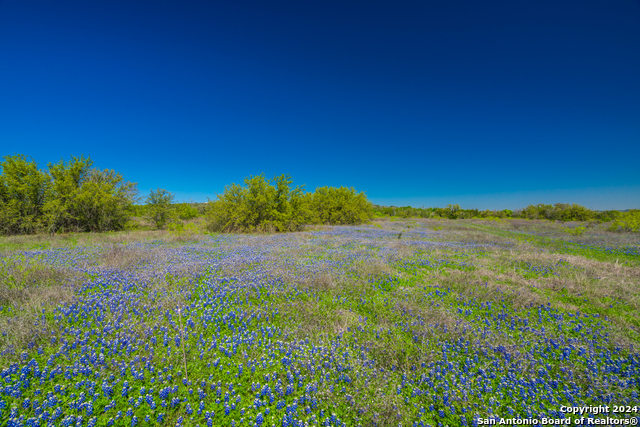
[3,153,633,236]
[372,203,623,222]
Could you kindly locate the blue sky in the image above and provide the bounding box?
[1,0,639,210]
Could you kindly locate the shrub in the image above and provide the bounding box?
[553,203,593,221]
[176,203,199,220]
[70,168,138,232]
[0,154,137,235]
[0,154,50,235]
[168,221,201,237]
[517,203,596,221]
[145,189,176,230]
[563,226,586,236]
[437,204,461,219]
[206,175,373,233]
[307,186,372,225]
[206,174,307,233]
[596,210,622,223]
[608,210,640,232]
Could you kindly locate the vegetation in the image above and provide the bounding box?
[516,203,619,222]
[145,188,176,230]
[176,203,200,220]
[1,153,635,239]
[374,204,514,220]
[205,174,308,233]
[1,154,375,236]
[305,186,372,225]
[205,174,373,233]
[1,219,638,426]
[608,209,640,232]
[0,154,137,235]
[373,202,626,223]
[1,153,638,424]
[0,154,50,235]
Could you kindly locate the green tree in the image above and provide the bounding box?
[146,188,175,229]
[176,203,199,220]
[0,154,50,234]
[207,182,248,232]
[308,186,372,225]
[435,204,461,219]
[595,210,621,222]
[206,174,307,233]
[72,168,138,232]
[608,210,640,232]
[517,203,595,222]
[0,153,138,235]
[262,174,307,231]
[43,155,93,235]
[552,203,593,221]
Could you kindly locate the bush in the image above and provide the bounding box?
[563,226,587,236]
[206,175,373,233]
[0,155,50,235]
[69,168,138,232]
[595,210,622,223]
[371,205,514,220]
[608,210,640,232]
[307,186,372,225]
[176,203,200,220]
[553,203,593,221]
[0,154,138,235]
[206,174,308,233]
[145,189,176,230]
[517,203,595,221]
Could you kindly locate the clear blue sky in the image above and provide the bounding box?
[1,0,639,210]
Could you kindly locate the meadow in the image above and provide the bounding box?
[0,218,639,427]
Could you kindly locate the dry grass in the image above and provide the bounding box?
[408,239,640,347]
[0,259,81,361]
[352,256,395,279]
[0,259,80,306]
[0,227,211,255]
[98,244,157,270]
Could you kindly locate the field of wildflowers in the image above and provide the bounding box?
[1,219,639,427]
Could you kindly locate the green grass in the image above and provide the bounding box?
[0,220,638,426]
[462,222,640,265]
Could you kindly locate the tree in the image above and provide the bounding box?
[176,203,199,220]
[0,154,138,235]
[43,155,93,235]
[146,188,175,229]
[517,203,596,222]
[308,186,372,225]
[0,154,50,234]
[206,182,249,232]
[72,168,138,232]
[608,210,640,232]
[270,174,307,231]
[205,174,308,233]
[432,204,461,220]
[552,203,592,222]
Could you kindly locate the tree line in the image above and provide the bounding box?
[373,203,624,222]
[0,154,372,235]
[2,154,636,236]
